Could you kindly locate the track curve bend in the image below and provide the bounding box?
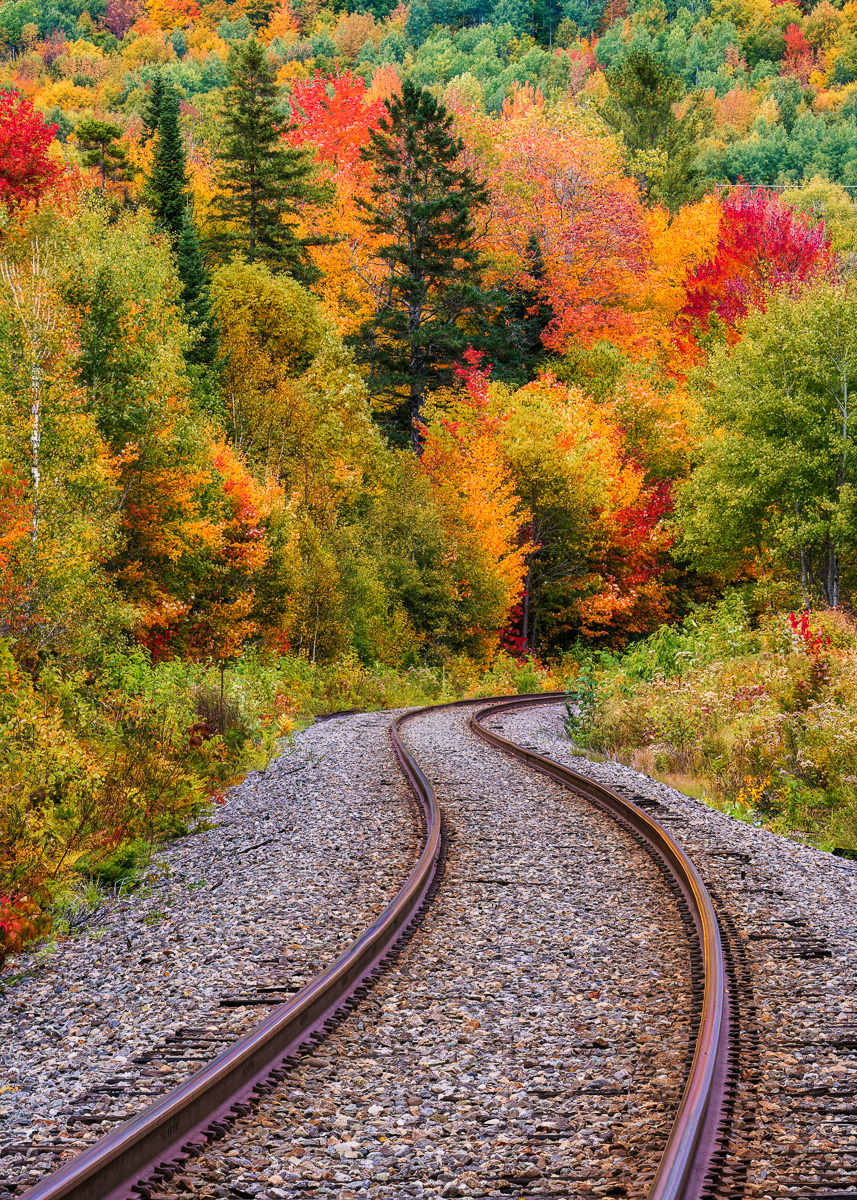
[19,693,730,1200]
[470,695,731,1200]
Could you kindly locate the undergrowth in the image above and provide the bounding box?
[568,595,857,852]
[1,643,560,969]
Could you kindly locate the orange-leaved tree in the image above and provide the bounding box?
[457,90,649,356]
[418,348,530,660]
[137,441,279,670]
[632,194,722,371]
[287,69,394,335]
[498,373,675,650]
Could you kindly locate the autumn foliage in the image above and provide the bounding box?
[460,90,648,354]
[681,187,830,347]
[0,91,62,210]
[288,71,386,171]
[3,0,857,963]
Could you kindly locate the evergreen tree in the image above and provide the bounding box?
[141,71,165,143]
[177,218,220,370]
[75,119,133,193]
[484,233,555,388]
[600,50,710,209]
[147,84,189,246]
[144,82,220,373]
[353,80,491,450]
[209,38,330,281]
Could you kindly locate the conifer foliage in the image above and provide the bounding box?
[147,85,189,245]
[75,119,134,196]
[140,71,165,143]
[354,81,491,448]
[178,220,220,369]
[600,50,710,209]
[145,80,218,369]
[210,39,329,281]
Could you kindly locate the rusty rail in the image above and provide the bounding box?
[470,694,730,1200]
[19,696,548,1200]
[20,691,728,1200]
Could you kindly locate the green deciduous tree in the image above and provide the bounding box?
[209,38,329,281]
[782,174,857,256]
[210,257,330,471]
[600,50,710,210]
[353,80,491,450]
[678,281,857,609]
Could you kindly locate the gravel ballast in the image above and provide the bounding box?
[6,697,850,1200]
[0,712,418,1197]
[493,700,857,1200]
[137,701,695,1200]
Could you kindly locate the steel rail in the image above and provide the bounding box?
[20,694,547,1200]
[470,694,730,1200]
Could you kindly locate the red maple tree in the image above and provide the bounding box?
[680,185,830,345]
[0,91,62,210]
[780,23,820,83]
[288,70,386,172]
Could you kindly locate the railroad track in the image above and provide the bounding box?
[485,700,857,1200]
[9,695,850,1200]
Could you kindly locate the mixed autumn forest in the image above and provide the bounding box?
[4,0,857,959]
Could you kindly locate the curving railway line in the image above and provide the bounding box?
[4,696,856,1200]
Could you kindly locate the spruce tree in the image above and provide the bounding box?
[144,82,220,372]
[147,84,189,245]
[353,81,491,450]
[484,232,554,388]
[209,38,329,281]
[177,218,220,370]
[141,70,165,143]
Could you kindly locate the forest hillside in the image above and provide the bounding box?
[3,0,857,960]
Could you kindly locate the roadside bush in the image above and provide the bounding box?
[1,639,561,967]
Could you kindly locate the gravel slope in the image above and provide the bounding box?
[0,712,417,1198]
[143,701,694,1200]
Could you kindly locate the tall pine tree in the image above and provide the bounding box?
[353,81,491,450]
[145,82,219,372]
[141,71,165,143]
[484,232,555,388]
[600,51,710,209]
[75,119,133,193]
[147,84,188,245]
[177,219,220,370]
[209,38,329,281]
